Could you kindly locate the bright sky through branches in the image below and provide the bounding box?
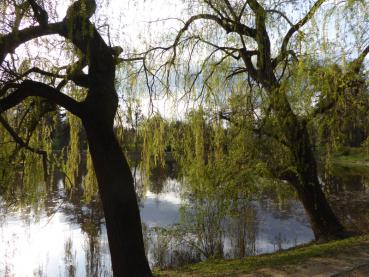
[15,0,369,119]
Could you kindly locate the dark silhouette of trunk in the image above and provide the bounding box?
[271,88,347,241]
[63,12,153,275]
[287,124,346,241]
[83,117,152,276]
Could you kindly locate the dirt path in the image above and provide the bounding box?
[241,241,369,277]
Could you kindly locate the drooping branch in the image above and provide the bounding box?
[0,66,65,87]
[0,115,47,157]
[192,35,253,59]
[13,59,90,88]
[21,67,65,79]
[219,111,288,147]
[225,67,248,80]
[0,114,48,179]
[171,13,256,62]
[308,45,369,121]
[0,80,83,117]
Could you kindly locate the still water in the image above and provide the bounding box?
[0,165,368,276]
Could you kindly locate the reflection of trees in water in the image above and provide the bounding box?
[4,157,369,271]
[64,238,76,277]
[324,174,366,194]
[84,227,102,277]
[33,265,45,277]
[150,227,172,268]
[268,232,299,252]
[36,169,108,276]
[1,166,108,275]
[61,178,107,276]
[321,165,369,233]
[146,226,202,269]
[134,161,179,206]
[149,165,168,195]
[227,201,258,258]
[147,196,260,269]
[329,192,369,233]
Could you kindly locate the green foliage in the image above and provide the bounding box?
[0,97,59,207]
[82,147,98,202]
[284,58,369,176]
[140,114,167,185]
[63,112,82,189]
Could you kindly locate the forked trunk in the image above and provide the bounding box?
[83,118,152,277]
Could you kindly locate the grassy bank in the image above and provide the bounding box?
[332,147,369,167]
[155,235,369,276]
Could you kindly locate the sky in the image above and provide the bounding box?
[56,0,186,50]
[53,0,191,118]
[12,0,369,118]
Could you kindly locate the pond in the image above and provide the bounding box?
[0,164,368,276]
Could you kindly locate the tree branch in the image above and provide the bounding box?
[219,111,288,146]
[0,22,64,64]
[0,115,47,157]
[0,114,48,179]
[223,0,238,20]
[273,0,326,69]
[266,9,294,26]
[247,0,274,82]
[349,44,369,73]
[27,0,48,27]
[0,80,83,117]
[171,13,256,62]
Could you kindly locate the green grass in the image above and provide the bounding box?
[333,147,369,166]
[155,234,369,276]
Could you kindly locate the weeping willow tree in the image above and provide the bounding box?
[0,0,152,275]
[147,94,294,259]
[131,0,369,241]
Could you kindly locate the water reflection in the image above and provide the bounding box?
[0,165,368,275]
[0,177,111,277]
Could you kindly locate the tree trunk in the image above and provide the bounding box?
[271,88,347,241]
[83,118,152,277]
[287,125,347,241]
